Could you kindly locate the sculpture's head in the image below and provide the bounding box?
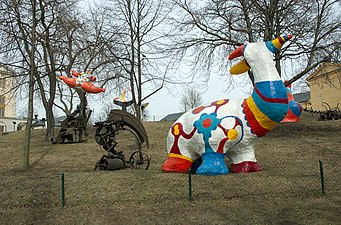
[228,35,292,77]
[281,81,303,123]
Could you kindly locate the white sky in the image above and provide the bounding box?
[15,0,302,122]
[71,0,251,121]
[19,72,250,122]
[146,74,250,121]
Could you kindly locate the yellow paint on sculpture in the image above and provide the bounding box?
[217,100,225,105]
[173,124,180,136]
[227,128,238,140]
[246,97,277,130]
[272,37,285,49]
[168,153,194,162]
[230,59,251,75]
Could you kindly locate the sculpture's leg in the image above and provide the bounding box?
[231,161,262,173]
[196,152,229,175]
[162,153,194,173]
[227,141,262,173]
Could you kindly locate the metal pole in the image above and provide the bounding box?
[319,160,325,195]
[188,168,192,201]
[61,173,65,208]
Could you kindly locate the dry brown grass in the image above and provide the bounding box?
[0,112,340,225]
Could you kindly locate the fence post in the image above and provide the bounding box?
[188,168,192,201]
[319,160,325,195]
[61,173,65,208]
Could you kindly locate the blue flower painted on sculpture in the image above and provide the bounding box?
[193,113,220,152]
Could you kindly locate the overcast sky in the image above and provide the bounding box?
[16,0,301,122]
[145,74,250,121]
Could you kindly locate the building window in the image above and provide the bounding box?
[0,96,5,104]
[0,108,4,117]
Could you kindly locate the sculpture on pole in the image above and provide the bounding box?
[53,70,105,143]
[59,70,105,94]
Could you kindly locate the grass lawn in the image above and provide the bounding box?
[0,112,340,225]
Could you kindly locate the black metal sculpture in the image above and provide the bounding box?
[305,102,341,121]
[52,86,150,170]
[94,109,150,170]
[113,99,134,112]
[52,93,92,144]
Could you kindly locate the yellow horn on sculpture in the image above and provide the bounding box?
[230,59,251,75]
[266,34,293,53]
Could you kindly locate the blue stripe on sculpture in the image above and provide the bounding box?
[254,81,288,100]
[265,41,277,53]
[251,91,289,122]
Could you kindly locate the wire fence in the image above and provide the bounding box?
[0,159,339,209]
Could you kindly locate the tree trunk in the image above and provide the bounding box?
[23,0,37,170]
[45,107,55,141]
[79,92,87,142]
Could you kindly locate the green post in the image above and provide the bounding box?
[319,160,325,195]
[61,173,65,208]
[188,168,192,201]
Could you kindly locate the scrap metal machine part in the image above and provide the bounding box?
[52,104,92,144]
[94,109,150,171]
[305,102,341,121]
[52,93,91,144]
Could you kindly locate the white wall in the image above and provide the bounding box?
[0,65,16,118]
[0,117,27,132]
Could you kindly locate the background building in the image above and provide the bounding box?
[306,62,341,111]
[0,65,26,133]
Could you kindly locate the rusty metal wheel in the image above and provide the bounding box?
[129,151,150,170]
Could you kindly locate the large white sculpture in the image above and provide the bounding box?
[162,35,293,175]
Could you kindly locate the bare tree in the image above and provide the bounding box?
[24,0,37,170]
[33,0,79,140]
[0,0,39,169]
[0,0,83,141]
[169,0,340,90]
[51,5,120,141]
[98,0,177,120]
[0,0,116,142]
[180,87,202,111]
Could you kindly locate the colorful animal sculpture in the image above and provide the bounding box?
[60,70,105,94]
[162,35,293,175]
